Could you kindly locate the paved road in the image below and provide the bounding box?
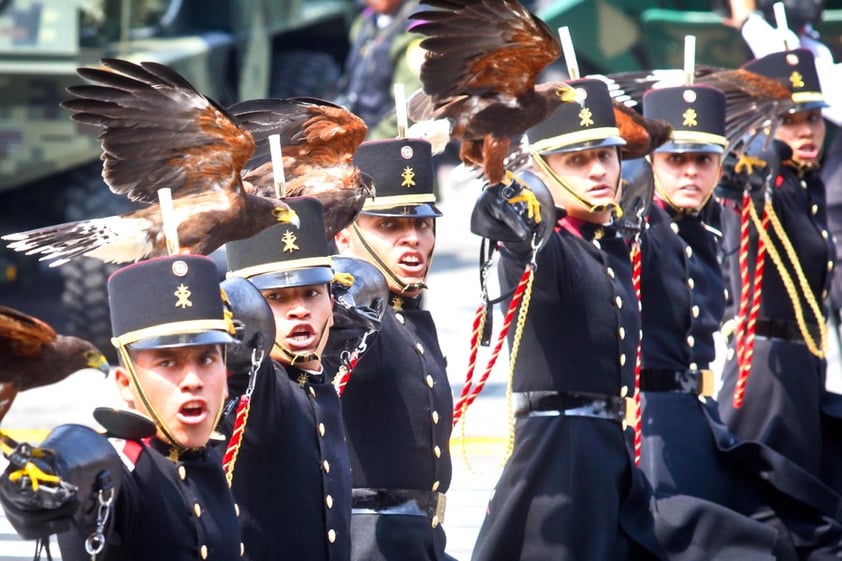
[2,175,841,559]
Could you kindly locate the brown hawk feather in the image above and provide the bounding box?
[409,0,576,184]
[0,305,109,423]
[2,58,298,266]
[230,97,373,238]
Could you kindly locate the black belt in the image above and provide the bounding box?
[513,391,632,426]
[351,488,446,527]
[639,368,714,397]
[754,318,818,342]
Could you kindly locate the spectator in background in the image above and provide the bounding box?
[335,0,424,140]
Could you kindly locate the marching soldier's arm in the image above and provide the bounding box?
[0,424,122,542]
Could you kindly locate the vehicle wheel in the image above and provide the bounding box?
[269,50,342,99]
[60,164,137,362]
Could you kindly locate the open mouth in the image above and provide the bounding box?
[177,401,207,424]
[794,143,819,160]
[285,325,316,350]
[398,254,425,275]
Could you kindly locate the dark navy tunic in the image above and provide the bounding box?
[220,359,352,561]
[640,203,842,559]
[471,217,666,561]
[718,166,836,482]
[57,433,241,561]
[329,294,454,561]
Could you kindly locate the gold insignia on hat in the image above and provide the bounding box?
[401,166,416,188]
[789,71,805,89]
[682,108,698,127]
[174,283,193,309]
[390,296,404,311]
[281,230,299,253]
[578,107,594,127]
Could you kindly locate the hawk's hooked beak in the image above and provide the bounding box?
[85,350,111,377]
[273,207,300,228]
[362,173,376,200]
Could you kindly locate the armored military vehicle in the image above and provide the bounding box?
[0,0,355,356]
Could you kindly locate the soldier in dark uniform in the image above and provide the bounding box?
[716,48,839,491]
[330,138,454,561]
[641,84,842,560]
[222,197,352,561]
[0,254,242,561]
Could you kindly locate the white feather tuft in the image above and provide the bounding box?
[407,119,452,155]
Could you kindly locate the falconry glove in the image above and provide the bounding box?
[0,425,121,540]
[471,171,555,253]
[716,136,791,202]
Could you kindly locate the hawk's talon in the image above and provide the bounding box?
[507,188,541,223]
[8,461,61,492]
[735,154,767,175]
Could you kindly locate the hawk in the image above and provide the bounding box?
[229,97,373,239]
[592,66,795,148]
[408,0,577,185]
[2,58,298,266]
[0,305,109,424]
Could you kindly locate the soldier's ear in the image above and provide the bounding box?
[114,367,135,406]
[334,228,352,252]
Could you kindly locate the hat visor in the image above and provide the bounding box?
[537,136,626,155]
[249,266,335,290]
[129,330,235,350]
[360,203,442,218]
[654,141,725,154]
[789,100,830,112]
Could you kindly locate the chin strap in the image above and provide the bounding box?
[531,152,623,218]
[350,223,428,294]
[652,172,713,217]
[272,317,332,366]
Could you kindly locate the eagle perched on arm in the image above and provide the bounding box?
[407,0,671,184]
[229,97,373,239]
[2,58,298,266]
[0,305,109,424]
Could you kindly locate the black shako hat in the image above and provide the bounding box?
[741,48,827,112]
[643,85,728,154]
[527,78,626,155]
[108,254,235,350]
[225,196,334,290]
[354,138,442,218]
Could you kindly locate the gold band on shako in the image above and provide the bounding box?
[670,130,728,148]
[529,127,622,156]
[362,193,438,211]
[112,319,233,348]
[227,256,334,282]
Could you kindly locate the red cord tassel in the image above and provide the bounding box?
[630,241,643,466]
[222,394,251,486]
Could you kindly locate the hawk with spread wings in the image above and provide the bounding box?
[2,58,298,266]
[407,0,672,183]
[408,0,578,185]
[229,97,372,239]
[0,305,109,424]
[593,66,795,148]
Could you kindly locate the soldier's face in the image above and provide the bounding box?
[775,109,826,166]
[335,215,435,298]
[652,151,722,210]
[116,344,228,449]
[542,147,621,223]
[263,284,334,371]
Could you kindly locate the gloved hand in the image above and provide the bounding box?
[716,135,792,201]
[0,425,121,540]
[471,171,555,250]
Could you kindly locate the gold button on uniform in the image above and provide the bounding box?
[691,305,700,318]
[433,445,441,458]
[240,542,245,556]
[425,375,434,388]
[688,278,695,290]
[432,480,440,491]
[200,545,208,560]
[823,289,829,299]
[828,260,834,272]
[615,296,623,309]
[309,387,316,398]
[618,327,626,340]
[328,529,337,543]
[670,222,680,234]
[593,240,601,250]
[687,335,695,347]
[432,410,439,424]
[619,353,626,366]
[318,423,325,437]
[812,204,818,215]
[235,503,240,517]
[432,515,440,528]
[685,246,693,258]
[607,267,615,279]
[823,230,829,240]
[396,313,405,325]
[322,460,330,473]
[193,503,202,518]
[178,465,186,480]
[326,495,334,509]
[689,362,698,370]
[620,385,629,398]
[415,342,425,354]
